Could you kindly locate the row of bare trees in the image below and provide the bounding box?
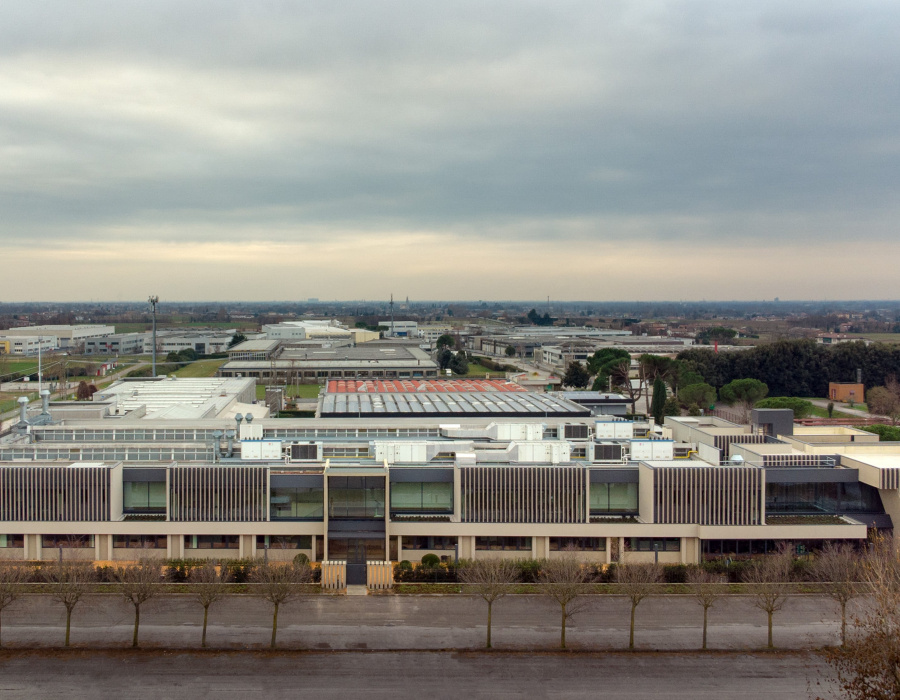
[0,558,312,649]
[461,542,865,651]
[0,542,878,655]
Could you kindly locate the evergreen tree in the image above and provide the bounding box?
[650,377,667,424]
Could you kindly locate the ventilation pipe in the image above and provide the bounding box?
[245,413,254,423]
[17,396,28,423]
[40,389,51,417]
[212,430,224,460]
[225,429,235,458]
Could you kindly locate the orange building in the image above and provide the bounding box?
[829,382,864,403]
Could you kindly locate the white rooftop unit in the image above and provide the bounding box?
[240,439,282,460]
[595,420,634,440]
[630,440,674,461]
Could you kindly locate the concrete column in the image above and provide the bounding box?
[452,465,462,523]
[310,535,317,562]
[605,537,612,565]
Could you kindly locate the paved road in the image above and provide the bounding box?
[808,399,881,419]
[0,593,854,651]
[0,649,836,699]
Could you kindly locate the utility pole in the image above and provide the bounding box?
[149,296,159,376]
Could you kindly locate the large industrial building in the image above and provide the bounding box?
[1,376,888,580]
[218,345,439,384]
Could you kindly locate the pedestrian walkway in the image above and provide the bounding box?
[346,585,368,596]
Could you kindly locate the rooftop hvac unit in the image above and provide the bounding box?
[593,443,623,462]
[290,443,320,461]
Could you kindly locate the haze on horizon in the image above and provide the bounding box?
[1,1,898,303]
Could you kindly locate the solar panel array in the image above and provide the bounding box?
[321,389,589,417]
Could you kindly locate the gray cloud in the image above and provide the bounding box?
[0,1,898,298]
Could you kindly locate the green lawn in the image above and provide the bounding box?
[255,384,322,400]
[0,392,38,414]
[172,359,228,378]
[466,361,512,378]
[805,405,860,420]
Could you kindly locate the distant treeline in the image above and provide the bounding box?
[677,340,900,397]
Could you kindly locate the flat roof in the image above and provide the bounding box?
[320,389,590,418]
[327,379,527,394]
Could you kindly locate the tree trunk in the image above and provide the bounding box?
[486,600,492,649]
[202,605,209,648]
[65,607,72,647]
[702,606,708,650]
[0,609,3,648]
[629,603,636,650]
[133,604,140,648]
[767,610,773,649]
[560,605,566,650]
[271,603,279,649]
[840,600,846,648]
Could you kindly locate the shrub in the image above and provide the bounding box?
[164,558,205,583]
[421,554,441,567]
[755,396,814,419]
[515,558,545,583]
[662,564,688,584]
[398,560,412,571]
[224,558,257,584]
[293,553,310,566]
[861,424,900,442]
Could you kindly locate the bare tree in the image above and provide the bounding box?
[616,562,663,650]
[811,542,861,648]
[115,559,162,648]
[190,560,231,648]
[686,567,726,650]
[43,561,97,647]
[741,543,793,649]
[0,563,30,648]
[610,359,643,414]
[817,533,900,700]
[539,554,589,650]
[459,558,520,648]
[253,561,312,648]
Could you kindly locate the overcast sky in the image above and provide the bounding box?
[1,1,898,302]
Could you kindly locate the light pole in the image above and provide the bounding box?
[148,296,159,376]
[653,541,660,565]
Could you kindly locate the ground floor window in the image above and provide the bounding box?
[41,535,95,548]
[0,534,23,548]
[403,536,457,550]
[475,536,532,551]
[184,535,239,550]
[550,537,606,551]
[113,534,167,549]
[256,535,312,550]
[625,537,680,552]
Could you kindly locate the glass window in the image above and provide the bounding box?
[328,477,386,519]
[590,482,638,513]
[270,487,324,520]
[41,535,94,548]
[475,537,532,551]
[403,536,457,550]
[390,482,453,513]
[0,535,24,548]
[550,537,606,551]
[113,535,167,549]
[184,535,240,549]
[123,481,167,513]
[256,535,312,550]
[625,537,680,552]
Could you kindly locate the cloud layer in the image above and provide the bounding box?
[1,1,898,301]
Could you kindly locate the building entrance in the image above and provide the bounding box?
[329,538,386,585]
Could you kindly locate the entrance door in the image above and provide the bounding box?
[346,539,368,585]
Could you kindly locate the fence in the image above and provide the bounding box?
[320,560,346,591]
[367,561,393,590]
